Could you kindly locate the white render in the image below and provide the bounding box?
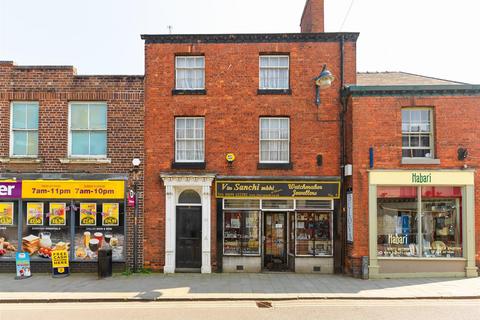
[161,173,215,274]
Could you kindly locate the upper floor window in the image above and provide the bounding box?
[175,56,205,90]
[175,117,205,162]
[69,102,107,158]
[402,108,433,158]
[259,117,289,163]
[11,102,39,157]
[259,55,289,90]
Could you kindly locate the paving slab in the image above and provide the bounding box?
[0,273,479,302]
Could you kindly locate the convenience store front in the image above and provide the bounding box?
[0,177,126,272]
[368,170,478,278]
[216,178,340,273]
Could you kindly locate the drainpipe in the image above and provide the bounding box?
[339,34,347,274]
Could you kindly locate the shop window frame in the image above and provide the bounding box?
[376,185,464,260]
[294,211,334,257]
[222,209,261,257]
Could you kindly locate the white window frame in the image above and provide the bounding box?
[10,101,39,158]
[402,107,434,159]
[175,56,205,90]
[259,117,290,164]
[68,102,107,158]
[175,117,205,163]
[259,55,290,90]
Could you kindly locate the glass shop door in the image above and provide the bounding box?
[263,212,287,271]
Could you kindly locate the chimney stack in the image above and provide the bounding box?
[300,0,325,33]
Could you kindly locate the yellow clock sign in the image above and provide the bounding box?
[226,153,236,162]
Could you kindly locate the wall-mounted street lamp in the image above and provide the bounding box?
[315,64,335,107]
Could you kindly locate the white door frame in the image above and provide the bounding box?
[161,174,215,273]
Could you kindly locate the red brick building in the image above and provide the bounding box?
[142,0,358,273]
[344,72,480,278]
[0,61,144,273]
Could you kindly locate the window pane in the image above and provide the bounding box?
[402,135,409,147]
[410,136,419,147]
[71,131,89,155]
[12,131,27,155]
[421,192,462,258]
[90,131,107,155]
[195,57,205,68]
[224,212,242,255]
[314,212,332,256]
[26,103,39,129]
[176,57,186,68]
[377,187,419,257]
[242,211,260,255]
[89,104,107,129]
[296,212,315,255]
[12,103,26,129]
[27,131,38,156]
[71,104,89,129]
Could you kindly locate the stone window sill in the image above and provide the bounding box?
[172,89,207,95]
[0,158,43,164]
[171,161,206,169]
[257,162,293,170]
[59,158,112,164]
[257,89,292,95]
[401,158,441,165]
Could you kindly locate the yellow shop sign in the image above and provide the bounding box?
[22,180,125,199]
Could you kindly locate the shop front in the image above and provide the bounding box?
[0,177,127,272]
[368,170,477,278]
[216,177,340,273]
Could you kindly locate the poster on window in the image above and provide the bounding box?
[49,203,66,226]
[26,203,44,226]
[79,203,97,226]
[102,203,119,226]
[347,191,354,243]
[0,203,14,226]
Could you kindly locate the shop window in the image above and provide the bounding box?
[11,102,39,157]
[223,211,260,255]
[0,202,19,259]
[22,202,71,260]
[402,108,434,158]
[259,118,289,163]
[175,117,205,162]
[262,199,294,210]
[295,212,333,256]
[175,56,205,90]
[376,186,462,258]
[73,201,125,261]
[295,199,333,210]
[259,55,289,90]
[69,102,107,157]
[223,199,260,210]
[421,187,462,258]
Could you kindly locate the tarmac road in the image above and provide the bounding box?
[1,299,480,320]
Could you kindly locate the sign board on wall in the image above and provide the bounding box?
[369,171,474,186]
[22,180,125,199]
[346,191,353,243]
[215,181,340,199]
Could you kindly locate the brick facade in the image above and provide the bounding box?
[0,61,144,271]
[345,92,480,277]
[143,34,358,271]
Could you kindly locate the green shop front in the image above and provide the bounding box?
[215,177,341,273]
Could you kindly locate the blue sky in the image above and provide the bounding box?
[1,0,479,83]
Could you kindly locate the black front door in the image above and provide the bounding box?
[176,206,202,269]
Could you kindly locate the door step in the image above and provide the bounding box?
[175,268,201,273]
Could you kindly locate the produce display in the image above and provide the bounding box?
[0,237,16,257]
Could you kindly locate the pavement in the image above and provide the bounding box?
[0,273,479,302]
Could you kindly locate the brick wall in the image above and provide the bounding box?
[0,61,144,272]
[346,94,480,276]
[143,37,357,271]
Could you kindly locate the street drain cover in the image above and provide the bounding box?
[256,301,273,308]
